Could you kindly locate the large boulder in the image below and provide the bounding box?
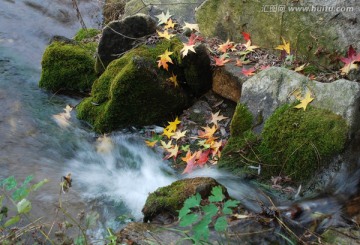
[196,0,360,66]
[218,67,357,183]
[77,38,211,133]
[96,14,157,74]
[142,177,229,223]
[240,67,360,135]
[123,0,206,23]
[39,39,97,93]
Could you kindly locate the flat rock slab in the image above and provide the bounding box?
[240,67,360,135]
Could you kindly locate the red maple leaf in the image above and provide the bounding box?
[196,149,211,167]
[241,67,256,76]
[214,56,231,66]
[242,32,251,41]
[188,33,203,45]
[340,45,360,74]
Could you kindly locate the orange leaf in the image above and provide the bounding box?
[241,67,256,77]
[182,151,197,174]
[198,125,217,139]
[214,56,231,66]
[218,39,234,53]
[157,49,173,70]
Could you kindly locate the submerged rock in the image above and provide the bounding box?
[38,39,97,93]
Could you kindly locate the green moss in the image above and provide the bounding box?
[142,177,227,222]
[74,28,100,42]
[218,130,260,175]
[39,41,97,92]
[259,104,348,182]
[219,103,348,183]
[77,38,191,133]
[230,103,253,137]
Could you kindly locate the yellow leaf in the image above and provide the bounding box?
[157,49,173,71]
[145,140,157,147]
[155,10,172,25]
[181,43,196,57]
[294,91,314,111]
[275,37,291,55]
[157,30,174,40]
[198,125,217,139]
[164,18,176,29]
[163,128,175,139]
[294,63,307,72]
[183,22,199,32]
[166,117,181,132]
[168,73,179,87]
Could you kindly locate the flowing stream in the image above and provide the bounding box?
[1,0,359,243]
[0,0,180,237]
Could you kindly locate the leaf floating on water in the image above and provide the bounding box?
[96,135,114,153]
[53,105,72,128]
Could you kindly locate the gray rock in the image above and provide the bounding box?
[240,67,360,135]
[124,0,206,24]
[96,14,156,74]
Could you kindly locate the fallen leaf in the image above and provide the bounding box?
[241,67,256,77]
[340,45,360,75]
[155,10,172,25]
[181,43,196,57]
[243,40,259,52]
[198,125,217,139]
[294,91,314,111]
[163,128,175,139]
[197,139,211,149]
[168,73,179,87]
[235,58,250,67]
[294,63,307,72]
[164,18,176,29]
[157,30,174,40]
[181,144,190,152]
[218,39,234,53]
[160,140,172,149]
[182,150,197,174]
[276,37,291,55]
[188,33,203,45]
[196,149,211,166]
[157,49,173,70]
[165,116,181,132]
[165,144,179,160]
[214,56,231,66]
[210,111,228,126]
[241,32,251,41]
[183,22,200,32]
[172,130,187,141]
[145,140,158,147]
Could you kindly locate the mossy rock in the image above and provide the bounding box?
[74,28,100,42]
[259,104,348,182]
[142,177,229,223]
[77,39,185,133]
[39,41,97,93]
[219,104,348,183]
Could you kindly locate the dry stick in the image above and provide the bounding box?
[72,0,87,29]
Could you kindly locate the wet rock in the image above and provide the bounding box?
[96,14,157,74]
[196,0,360,67]
[240,67,360,135]
[142,177,229,223]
